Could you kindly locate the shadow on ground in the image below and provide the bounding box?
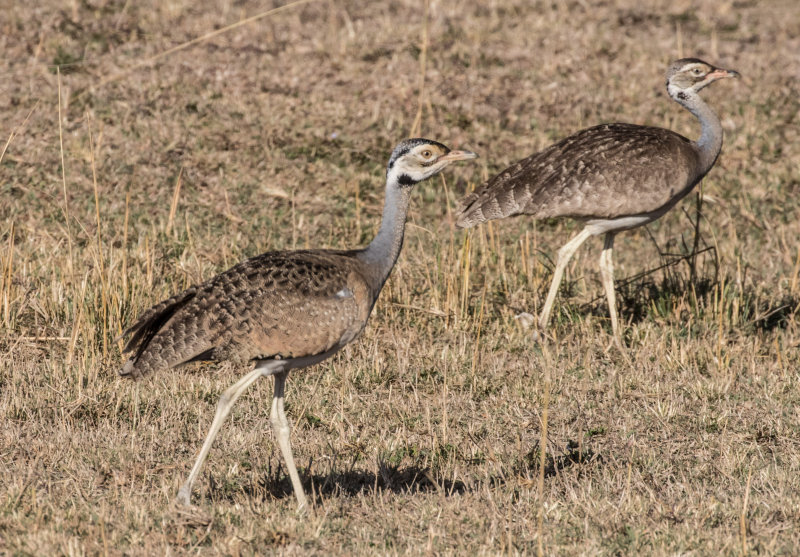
[205,441,607,505]
[206,460,469,504]
[573,248,798,334]
[515,440,603,480]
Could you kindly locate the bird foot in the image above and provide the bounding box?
[514,312,548,342]
[175,486,192,507]
[170,500,212,528]
[604,335,631,363]
[514,311,536,330]
[296,501,310,516]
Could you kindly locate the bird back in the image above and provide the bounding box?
[457,123,699,228]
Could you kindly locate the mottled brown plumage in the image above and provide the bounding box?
[118,138,477,511]
[456,58,739,344]
[457,123,699,226]
[120,250,374,379]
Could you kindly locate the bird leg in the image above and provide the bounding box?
[270,370,309,512]
[598,232,622,348]
[176,365,266,506]
[538,227,594,333]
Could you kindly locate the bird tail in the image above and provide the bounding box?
[118,358,140,379]
[118,287,198,379]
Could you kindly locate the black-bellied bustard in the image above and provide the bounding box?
[456,58,739,345]
[120,138,477,511]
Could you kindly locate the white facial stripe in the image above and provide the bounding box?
[413,145,438,160]
[683,63,709,75]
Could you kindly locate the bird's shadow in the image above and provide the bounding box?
[514,440,602,480]
[569,239,798,334]
[613,276,798,334]
[570,244,717,327]
[204,441,605,506]
[206,458,468,504]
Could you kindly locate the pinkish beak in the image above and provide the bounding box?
[439,149,478,162]
[708,67,741,80]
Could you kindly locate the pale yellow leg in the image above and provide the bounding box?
[270,370,308,512]
[176,364,270,506]
[538,227,594,333]
[598,232,623,347]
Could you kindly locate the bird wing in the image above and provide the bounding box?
[119,250,372,379]
[456,123,698,227]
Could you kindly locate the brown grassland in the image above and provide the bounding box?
[2,0,799,554]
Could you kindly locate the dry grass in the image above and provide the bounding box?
[1,0,799,554]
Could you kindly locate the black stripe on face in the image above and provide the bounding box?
[397,173,416,186]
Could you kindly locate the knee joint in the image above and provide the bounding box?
[217,392,232,408]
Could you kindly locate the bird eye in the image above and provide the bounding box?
[421,150,433,158]
[692,67,703,75]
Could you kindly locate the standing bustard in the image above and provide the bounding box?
[456,58,739,344]
[119,139,477,511]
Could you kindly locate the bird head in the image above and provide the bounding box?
[666,58,740,98]
[386,138,477,186]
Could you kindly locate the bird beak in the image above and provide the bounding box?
[709,67,741,81]
[438,149,478,163]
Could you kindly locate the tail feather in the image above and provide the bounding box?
[118,358,138,378]
[119,287,198,378]
[122,288,197,351]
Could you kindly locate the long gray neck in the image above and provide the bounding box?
[672,87,723,178]
[357,177,413,291]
